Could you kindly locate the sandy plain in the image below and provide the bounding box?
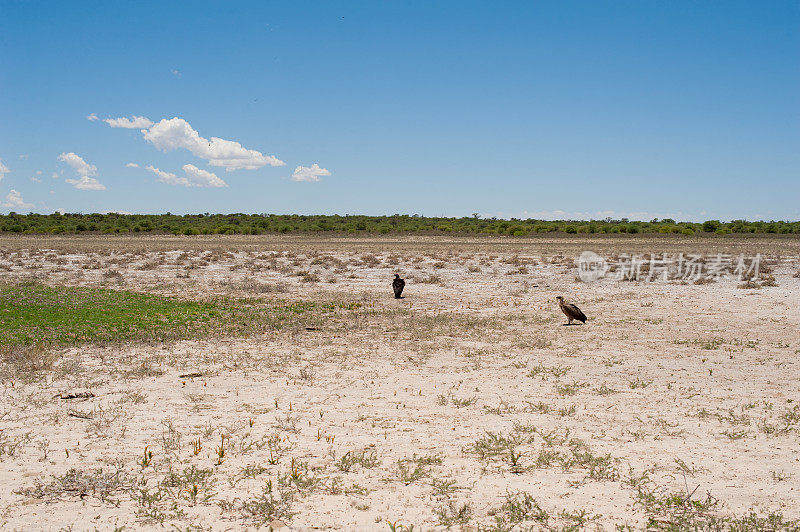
[0,234,798,531]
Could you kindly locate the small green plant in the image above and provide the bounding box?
[265,433,291,465]
[430,477,460,498]
[483,400,516,415]
[528,363,570,380]
[555,381,588,396]
[507,445,524,473]
[557,404,577,417]
[279,458,320,493]
[215,434,226,465]
[722,429,748,440]
[336,448,380,472]
[140,446,153,468]
[487,491,549,529]
[594,383,617,395]
[397,454,442,484]
[387,520,415,532]
[237,479,293,525]
[524,401,552,414]
[433,499,473,527]
[451,395,477,408]
[629,377,653,389]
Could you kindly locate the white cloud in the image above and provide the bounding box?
[2,190,34,209]
[125,162,140,168]
[66,176,107,190]
[58,152,106,190]
[52,171,60,179]
[142,117,285,171]
[145,165,181,185]
[31,176,42,183]
[291,163,330,182]
[145,164,227,188]
[104,115,154,129]
[182,164,227,187]
[87,113,98,121]
[0,159,9,181]
[58,152,96,177]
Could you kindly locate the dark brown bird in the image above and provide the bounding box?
[392,274,405,299]
[556,296,586,325]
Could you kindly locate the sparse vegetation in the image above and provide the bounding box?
[0,235,797,530]
[2,212,798,235]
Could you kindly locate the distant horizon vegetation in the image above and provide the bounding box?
[1,213,798,236]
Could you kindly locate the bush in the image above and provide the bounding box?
[0,213,795,235]
[681,228,695,235]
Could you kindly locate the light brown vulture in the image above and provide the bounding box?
[392,274,405,299]
[556,296,586,325]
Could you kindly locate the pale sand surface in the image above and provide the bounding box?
[0,235,798,530]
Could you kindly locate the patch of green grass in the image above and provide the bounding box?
[0,282,361,346]
[0,282,217,345]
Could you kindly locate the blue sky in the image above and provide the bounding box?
[1,1,798,221]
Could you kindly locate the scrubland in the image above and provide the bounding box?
[0,234,798,531]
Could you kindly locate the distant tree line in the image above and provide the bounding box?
[0,213,798,236]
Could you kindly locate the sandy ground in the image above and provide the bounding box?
[0,234,798,531]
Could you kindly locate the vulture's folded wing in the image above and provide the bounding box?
[566,303,587,322]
